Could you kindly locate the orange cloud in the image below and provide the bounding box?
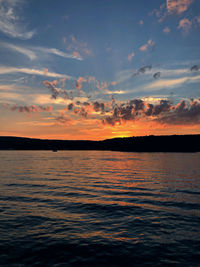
[59,77,66,88]
[178,18,192,34]
[75,76,87,90]
[111,81,117,86]
[139,39,155,52]
[65,35,92,58]
[163,26,171,34]
[96,81,108,91]
[139,44,148,51]
[73,51,81,58]
[167,0,193,14]
[128,52,135,61]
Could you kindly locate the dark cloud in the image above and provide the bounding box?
[43,80,71,100]
[190,65,199,72]
[151,100,171,116]
[83,102,90,106]
[103,99,146,125]
[4,104,52,113]
[68,103,74,110]
[74,107,88,118]
[133,65,152,77]
[102,98,200,126]
[43,80,59,99]
[153,72,161,79]
[156,100,200,125]
[93,101,105,113]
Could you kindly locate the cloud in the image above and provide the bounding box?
[0,42,83,61]
[178,18,192,34]
[43,80,74,100]
[96,81,108,91]
[3,103,52,113]
[36,46,83,60]
[157,99,200,125]
[68,103,74,110]
[190,65,199,72]
[102,97,200,126]
[0,0,35,39]
[143,75,200,91]
[43,80,59,99]
[75,77,87,90]
[0,43,37,60]
[153,72,161,79]
[194,16,200,25]
[132,65,152,77]
[139,44,148,52]
[128,52,135,61]
[111,81,117,86]
[139,20,144,26]
[149,3,167,23]
[166,0,193,14]
[139,39,155,52]
[103,99,146,125]
[55,115,74,126]
[64,35,92,58]
[163,26,171,34]
[93,101,105,113]
[0,66,74,79]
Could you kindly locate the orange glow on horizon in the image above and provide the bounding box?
[1,117,200,140]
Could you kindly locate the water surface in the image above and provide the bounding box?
[0,151,200,266]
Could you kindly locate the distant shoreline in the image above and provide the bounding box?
[0,135,200,152]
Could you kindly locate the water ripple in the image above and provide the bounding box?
[0,151,200,266]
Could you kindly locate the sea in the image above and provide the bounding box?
[0,150,200,266]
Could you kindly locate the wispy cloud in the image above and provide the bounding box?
[143,75,200,91]
[0,43,36,60]
[0,0,35,39]
[0,66,74,79]
[36,46,83,60]
[0,42,83,61]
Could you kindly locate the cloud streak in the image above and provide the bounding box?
[143,75,200,91]
[0,42,83,61]
[0,66,74,79]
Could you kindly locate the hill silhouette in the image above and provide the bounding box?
[0,135,199,152]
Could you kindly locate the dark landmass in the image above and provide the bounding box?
[0,135,200,152]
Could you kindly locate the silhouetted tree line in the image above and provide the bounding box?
[0,135,199,152]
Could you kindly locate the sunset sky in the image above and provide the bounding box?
[0,0,200,140]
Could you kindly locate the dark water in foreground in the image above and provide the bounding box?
[0,151,200,266]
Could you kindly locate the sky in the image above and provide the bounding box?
[0,0,200,140]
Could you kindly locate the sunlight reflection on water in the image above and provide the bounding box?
[0,151,200,266]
